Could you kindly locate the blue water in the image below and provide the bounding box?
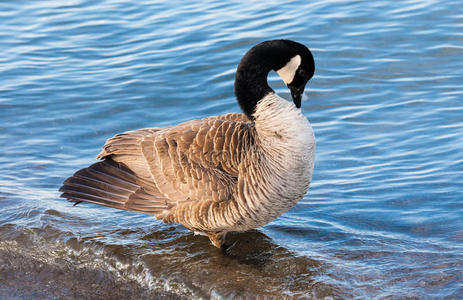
[1,0,462,298]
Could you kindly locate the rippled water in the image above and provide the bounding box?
[1,0,462,298]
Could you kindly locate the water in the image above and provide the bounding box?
[1,0,462,298]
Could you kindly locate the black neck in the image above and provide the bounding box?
[234,40,297,119]
[234,55,273,120]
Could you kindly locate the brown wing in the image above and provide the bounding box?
[211,112,248,122]
[59,158,170,214]
[60,113,253,217]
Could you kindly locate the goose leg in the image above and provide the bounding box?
[207,232,226,248]
[221,240,238,254]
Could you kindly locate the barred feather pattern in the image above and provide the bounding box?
[60,95,315,247]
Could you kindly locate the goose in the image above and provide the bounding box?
[60,39,316,248]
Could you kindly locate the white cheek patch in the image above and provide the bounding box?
[276,55,301,85]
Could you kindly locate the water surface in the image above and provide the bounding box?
[1,0,462,298]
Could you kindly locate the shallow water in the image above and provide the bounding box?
[1,0,463,298]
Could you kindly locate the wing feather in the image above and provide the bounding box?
[60,113,253,218]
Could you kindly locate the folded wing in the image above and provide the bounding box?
[60,113,252,217]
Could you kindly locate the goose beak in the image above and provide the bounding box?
[289,85,304,108]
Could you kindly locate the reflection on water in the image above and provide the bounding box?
[1,0,463,298]
[0,222,338,299]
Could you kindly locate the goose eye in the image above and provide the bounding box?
[298,68,307,78]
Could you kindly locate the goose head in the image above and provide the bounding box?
[235,40,315,119]
[275,40,315,108]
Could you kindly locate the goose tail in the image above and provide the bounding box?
[59,158,169,215]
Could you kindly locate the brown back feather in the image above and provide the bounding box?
[60,113,253,220]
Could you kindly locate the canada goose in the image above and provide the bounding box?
[60,39,316,248]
